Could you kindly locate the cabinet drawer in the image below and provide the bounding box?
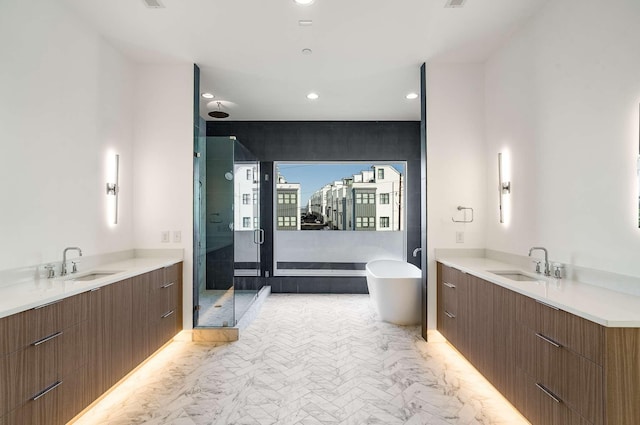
[441,265,462,290]
[0,294,88,356]
[516,295,603,364]
[151,264,179,290]
[516,324,603,424]
[442,281,457,317]
[2,365,86,425]
[0,320,88,416]
[515,368,593,425]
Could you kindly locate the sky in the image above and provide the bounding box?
[277,163,405,208]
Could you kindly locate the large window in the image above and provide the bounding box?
[273,162,406,276]
[275,162,405,232]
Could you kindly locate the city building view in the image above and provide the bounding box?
[276,164,404,231]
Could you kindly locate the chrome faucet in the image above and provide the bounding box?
[412,247,422,257]
[61,247,83,276]
[528,247,550,277]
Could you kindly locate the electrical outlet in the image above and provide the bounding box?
[161,231,170,243]
[456,231,464,243]
[173,230,181,243]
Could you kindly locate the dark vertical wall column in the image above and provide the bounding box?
[192,64,201,326]
[420,63,428,340]
[208,121,421,293]
[260,161,274,280]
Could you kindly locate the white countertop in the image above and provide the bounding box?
[0,257,183,319]
[437,256,640,328]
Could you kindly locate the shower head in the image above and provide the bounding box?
[209,101,229,119]
[209,110,229,118]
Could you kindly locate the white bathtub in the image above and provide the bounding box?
[365,260,422,325]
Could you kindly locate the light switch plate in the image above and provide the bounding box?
[161,231,170,243]
[456,231,464,243]
[173,231,181,243]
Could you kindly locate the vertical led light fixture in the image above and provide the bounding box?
[498,152,511,224]
[106,153,120,225]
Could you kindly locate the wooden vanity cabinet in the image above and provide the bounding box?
[437,263,465,350]
[131,271,153,366]
[437,261,640,425]
[515,295,604,425]
[87,278,135,400]
[491,284,518,400]
[149,263,182,353]
[0,292,89,425]
[436,265,495,380]
[0,261,183,425]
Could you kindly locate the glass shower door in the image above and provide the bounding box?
[194,136,262,328]
[233,141,262,321]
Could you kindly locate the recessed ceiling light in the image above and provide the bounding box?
[201,92,214,99]
[294,0,314,5]
[142,0,165,9]
[298,20,313,26]
[444,0,466,8]
[302,48,313,55]
[307,92,319,100]
[405,92,419,100]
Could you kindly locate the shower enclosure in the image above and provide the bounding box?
[193,136,265,327]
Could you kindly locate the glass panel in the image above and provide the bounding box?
[233,140,261,322]
[197,137,235,327]
[194,137,263,328]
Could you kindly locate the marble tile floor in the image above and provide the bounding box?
[198,289,259,327]
[73,294,529,425]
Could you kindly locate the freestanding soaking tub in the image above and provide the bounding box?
[365,259,422,325]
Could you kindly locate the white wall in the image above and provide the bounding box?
[132,64,194,328]
[484,0,640,277]
[426,63,487,328]
[0,0,135,270]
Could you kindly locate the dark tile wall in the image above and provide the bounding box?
[207,121,421,294]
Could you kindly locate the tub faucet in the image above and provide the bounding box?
[412,247,422,258]
[528,247,550,277]
[61,247,83,276]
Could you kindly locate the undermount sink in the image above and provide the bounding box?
[488,270,541,282]
[70,272,119,281]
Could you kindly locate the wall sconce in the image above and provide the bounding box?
[498,152,511,224]
[106,153,120,224]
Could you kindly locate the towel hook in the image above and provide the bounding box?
[452,206,474,223]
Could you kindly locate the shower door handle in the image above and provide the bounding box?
[254,229,264,244]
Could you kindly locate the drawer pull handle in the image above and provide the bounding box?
[161,282,175,289]
[444,311,456,319]
[535,299,560,311]
[32,331,63,346]
[535,332,562,348]
[34,299,63,310]
[161,310,175,319]
[536,383,562,403]
[443,282,456,289]
[32,380,63,401]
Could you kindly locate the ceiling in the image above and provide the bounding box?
[62,0,548,121]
